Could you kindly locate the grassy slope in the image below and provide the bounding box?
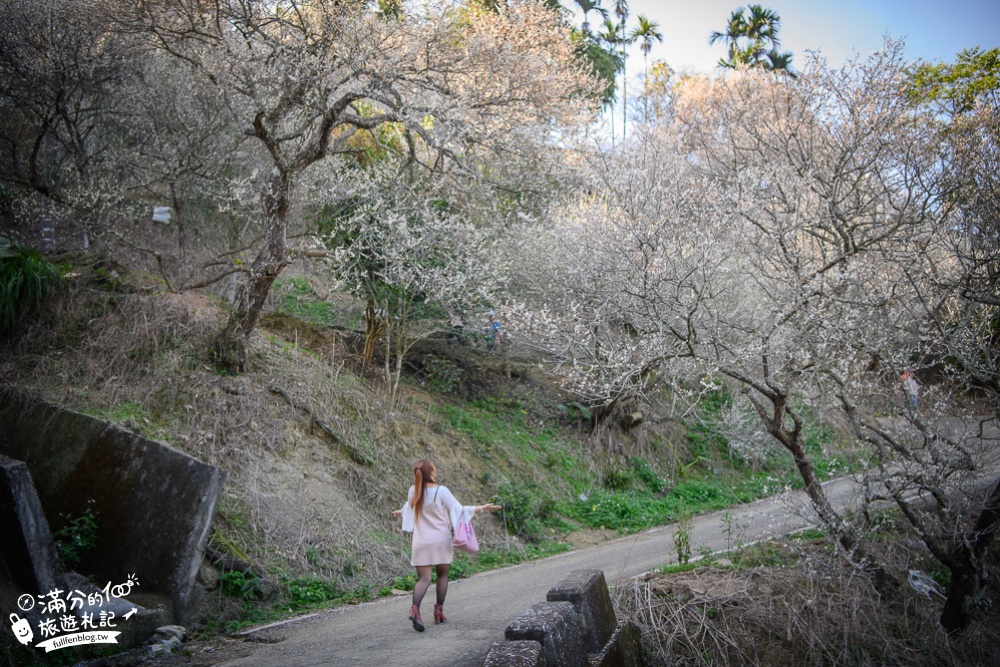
[0,268,862,637]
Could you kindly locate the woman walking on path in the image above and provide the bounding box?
[394,459,500,632]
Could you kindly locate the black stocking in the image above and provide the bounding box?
[435,564,450,606]
[412,566,433,608]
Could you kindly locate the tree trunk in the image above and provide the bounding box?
[941,477,1000,633]
[363,301,385,365]
[211,172,290,373]
[769,406,901,597]
[772,416,859,555]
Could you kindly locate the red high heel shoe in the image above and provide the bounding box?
[433,604,447,624]
[409,604,425,632]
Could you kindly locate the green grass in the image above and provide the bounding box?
[275,277,339,327]
[436,395,590,541]
[0,237,62,332]
[52,505,99,568]
[439,396,587,477]
[200,541,573,636]
[449,542,573,580]
[655,529,826,575]
[76,401,163,438]
[436,386,858,537]
[562,459,852,535]
[564,478,742,533]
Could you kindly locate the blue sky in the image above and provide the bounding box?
[596,0,1000,74]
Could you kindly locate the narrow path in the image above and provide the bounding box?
[216,475,864,667]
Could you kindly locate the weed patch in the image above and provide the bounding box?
[619,519,1000,667]
[52,504,98,569]
[275,278,339,327]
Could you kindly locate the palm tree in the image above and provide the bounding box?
[709,4,794,75]
[631,14,663,121]
[611,0,630,140]
[575,0,608,35]
[472,0,505,12]
[709,8,748,65]
[597,18,624,143]
[744,4,781,63]
[763,49,796,76]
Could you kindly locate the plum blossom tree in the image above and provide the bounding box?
[512,42,1000,628]
[0,0,146,247]
[312,165,507,395]
[108,0,598,372]
[0,0,258,283]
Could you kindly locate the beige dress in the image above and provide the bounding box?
[400,484,471,566]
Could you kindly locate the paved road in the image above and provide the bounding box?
[217,475,867,667]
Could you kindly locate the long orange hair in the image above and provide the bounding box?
[411,459,436,524]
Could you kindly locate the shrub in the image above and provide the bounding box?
[632,457,667,493]
[0,237,61,332]
[220,569,264,601]
[492,481,553,542]
[425,355,463,393]
[52,506,98,568]
[602,465,633,491]
[285,576,340,606]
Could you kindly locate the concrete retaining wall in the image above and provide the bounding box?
[0,454,60,594]
[0,389,226,623]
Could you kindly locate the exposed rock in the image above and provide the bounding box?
[505,601,587,667]
[197,560,220,591]
[482,640,544,666]
[546,569,617,653]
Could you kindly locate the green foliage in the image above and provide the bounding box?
[424,355,463,393]
[448,541,572,581]
[684,382,736,466]
[438,396,576,478]
[571,30,621,105]
[220,569,264,601]
[929,566,951,590]
[555,400,592,424]
[305,546,324,569]
[793,528,827,541]
[908,47,1000,112]
[699,381,733,414]
[632,457,667,493]
[492,480,557,542]
[602,464,633,491]
[52,506,98,568]
[441,404,497,451]
[709,5,795,75]
[655,561,704,576]
[375,0,402,20]
[673,504,692,565]
[285,576,341,606]
[0,237,61,333]
[684,420,729,463]
[275,278,339,327]
[282,575,375,609]
[77,401,163,438]
[390,573,417,591]
[566,469,809,534]
[601,457,668,495]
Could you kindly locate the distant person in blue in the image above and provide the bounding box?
[485,310,502,352]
